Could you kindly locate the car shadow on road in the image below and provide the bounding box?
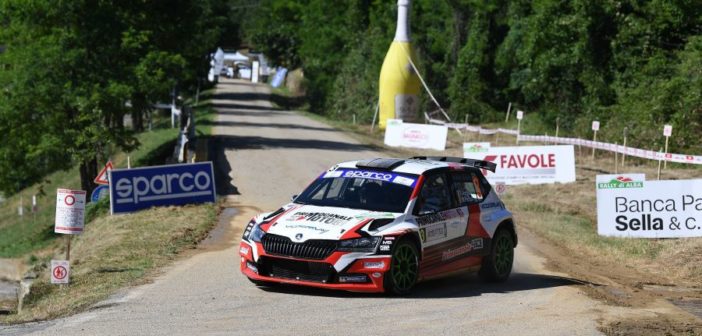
[207,134,380,196]
[212,91,306,111]
[208,134,377,152]
[201,120,335,133]
[210,102,282,112]
[254,272,598,299]
[217,109,288,117]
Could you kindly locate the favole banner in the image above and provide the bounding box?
[596,174,702,238]
[463,145,576,185]
[109,162,216,214]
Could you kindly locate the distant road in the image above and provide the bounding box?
[2,78,608,335]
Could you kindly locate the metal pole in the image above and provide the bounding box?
[622,127,628,167]
[591,130,598,159]
[657,148,663,180]
[370,103,379,132]
[464,115,468,141]
[664,136,669,169]
[516,119,521,145]
[505,102,512,123]
[614,142,618,174]
[65,235,71,261]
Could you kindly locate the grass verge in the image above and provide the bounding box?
[0,103,218,323]
[3,203,216,323]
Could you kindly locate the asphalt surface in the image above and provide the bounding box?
[0,79,610,335]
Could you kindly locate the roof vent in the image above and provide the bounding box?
[355,158,405,171]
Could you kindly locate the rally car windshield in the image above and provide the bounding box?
[294,169,418,213]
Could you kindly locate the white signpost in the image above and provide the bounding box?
[384,120,448,151]
[591,121,600,158]
[516,110,524,144]
[464,145,576,185]
[596,174,702,238]
[53,188,85,286]
[55,189,86,234]
[50,260,70,284]
[252,60,260,83]
[663,124,672,169]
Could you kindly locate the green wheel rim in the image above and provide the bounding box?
[494,234,514,275]
[391,244,418,291]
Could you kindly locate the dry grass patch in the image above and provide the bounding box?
[507,162,702,287]
[0,202,216,323]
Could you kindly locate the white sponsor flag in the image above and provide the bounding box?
[384,121,448,151]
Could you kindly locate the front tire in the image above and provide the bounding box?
[384,239,419,295]
[479,228,514,282]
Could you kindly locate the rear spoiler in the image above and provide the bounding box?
[410,156,497,173]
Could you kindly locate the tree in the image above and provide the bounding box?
[0,0,229,195]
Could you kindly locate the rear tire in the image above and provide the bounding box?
[479,229,514,282]
[383,239,419,295]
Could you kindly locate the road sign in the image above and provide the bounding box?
[663,124,672,137]
[495,182,507,195]
[55,189,86,234]
[51,260,70,284]
[91,185,109,203]
[592,121,600,131]
[516,110,524,120]
[94,161,113,185]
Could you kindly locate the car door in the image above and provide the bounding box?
[448,170,491,257]
[413,172,472,276]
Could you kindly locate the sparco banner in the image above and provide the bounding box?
[109,162,216,214]
[596,174,702,238]
[463,145,576,185]
[384,119,448,151]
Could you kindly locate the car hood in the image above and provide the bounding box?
[264,204,399,242]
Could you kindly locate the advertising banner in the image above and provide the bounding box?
[384,121,448,151]
[464,145,576,185]
[596,174,702,238]
[109,162,216,214]
[55,189,86,234]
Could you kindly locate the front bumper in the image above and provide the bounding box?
[239,241,390,293]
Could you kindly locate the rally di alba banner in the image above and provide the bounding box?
[596,174,702,238]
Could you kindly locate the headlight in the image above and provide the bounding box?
[242,220,265,242]
[250,224,265,242]
[337,236,381,252]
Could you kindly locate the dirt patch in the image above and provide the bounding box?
[519,226,702,335]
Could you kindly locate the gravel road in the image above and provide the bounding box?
[1,79,612,335]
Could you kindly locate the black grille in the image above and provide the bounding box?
[261,234,337,260]
[258,257,336,283]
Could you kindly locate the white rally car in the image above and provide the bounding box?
[239,157,516,294]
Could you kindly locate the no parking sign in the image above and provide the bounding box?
[55,189,86,234]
